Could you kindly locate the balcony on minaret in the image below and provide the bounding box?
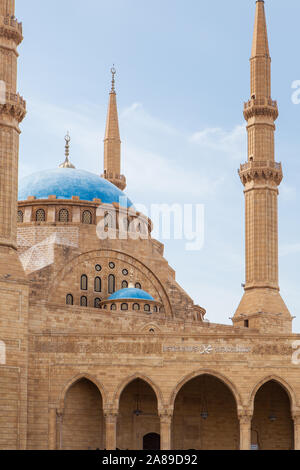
[238,160,283,187]
[101,170,127,191]
[243,97,278,121]
[1,13,23,44]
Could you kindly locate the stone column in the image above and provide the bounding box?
[238,412,252,450]
[48,406,57,450]
[105,412,118,450]
[293,415,300,450]
[160,412,173,450]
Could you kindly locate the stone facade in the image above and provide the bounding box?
[0,0,300,451]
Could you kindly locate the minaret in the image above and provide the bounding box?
[101,67,126,191]
[0,0,28,450]
[0,0,26,274]
[233,1,292,332]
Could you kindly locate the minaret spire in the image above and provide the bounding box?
[251,0,271,100]
[101,66,126,191]
[233,1,292,332]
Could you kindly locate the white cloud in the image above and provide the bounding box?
[190,125,246,161]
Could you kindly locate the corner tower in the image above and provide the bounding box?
[233,1,292,333]
[0,0,26,273]
[101,67,126,190]
[0,0,29,450]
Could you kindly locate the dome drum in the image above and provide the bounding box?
[100,298,163,315]
[100,287,162,313]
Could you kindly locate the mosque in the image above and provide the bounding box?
[0,0,300,450]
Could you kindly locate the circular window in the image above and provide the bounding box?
[109,262,115,269]
[122,269,128,276]
[95,265,102,272]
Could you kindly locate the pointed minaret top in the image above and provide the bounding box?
[101,67,126,190]
[251,0,270,58]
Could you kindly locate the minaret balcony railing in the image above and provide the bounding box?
[239,161,282,172]
[0,14,23,44]
[238,160,283,186]
[102,171,126,182]
[3,15,22,33]
[244,97,277,109]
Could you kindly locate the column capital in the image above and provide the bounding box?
[159,413,173,425]
[238,409,253,424]
[103,408,118,421]
[158,407,173,421]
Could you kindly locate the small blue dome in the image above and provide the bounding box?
[18,168,133,208]
[108,288,154,301]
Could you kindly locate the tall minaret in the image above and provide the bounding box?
[0,0,26,272]
[233,1,292,332]
[101,67,126,190]
[0,0,29,450]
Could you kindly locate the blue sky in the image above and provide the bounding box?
[16,1,300,330]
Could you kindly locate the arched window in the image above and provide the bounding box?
[94,277,101,293]
[121,303,128,311]
[59,209,69,222]
[111,303,117,311]
[135,282,141,290]
[108,274,115,294]
[153,306,158,313]
[80,296,87,307]
[94,298,101,309]
[66,294,73,305]
[36,209,45,222]
[133,303,140,311]
[144,304,151,312]
[17,210,23,223]
[81,274,88,291]
[82,210,92,224]
[122,280,128,289]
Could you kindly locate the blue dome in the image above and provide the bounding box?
[18,168,133,208]
[108,288,154,301]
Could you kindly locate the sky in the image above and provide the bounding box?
[15,0,300,331]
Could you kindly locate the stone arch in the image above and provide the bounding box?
[112,373,164,412]
[250,375,295,450]
[48,249,173,317]
[139,323,162,334]
[169,369,243,411]
[58,372,107,413]
[249,375,297,414]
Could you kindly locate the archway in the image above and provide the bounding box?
[251,380,294,450]
[117,378,159,450]
[143,433,161,450]
[172,374,239,450]
[61,378,104,450]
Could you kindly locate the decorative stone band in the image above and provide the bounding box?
[0,91,26,123]
[238,160,283,186]
[0,15,23,45]
[243,97,278,121]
